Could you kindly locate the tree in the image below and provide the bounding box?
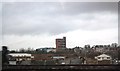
[118,48,120,60]
[2,46,9,65]
[19,48,26,53]
[84,45,90,49]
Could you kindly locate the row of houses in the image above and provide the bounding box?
[8,53,33,65]
[34,44,119,54]
[8,53,113,65]
[92,45,119,53]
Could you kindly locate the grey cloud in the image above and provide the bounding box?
[2,2,118,35]
[3,2,117,16]
[2,0,120,2]
[61,2,118,15]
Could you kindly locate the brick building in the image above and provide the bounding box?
[56,37,66,51]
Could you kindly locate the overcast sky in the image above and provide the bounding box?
[1,2,118,50]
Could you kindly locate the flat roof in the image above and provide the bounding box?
[8,53,32,57]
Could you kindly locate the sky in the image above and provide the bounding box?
[1,1,118,50]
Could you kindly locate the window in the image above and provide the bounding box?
[107,57,110,59]
[98,57,101,59]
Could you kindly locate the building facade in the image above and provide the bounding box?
[8,53,34,61]
[95,54,112,64]
[8,53,34,65]
[56,37,66,51]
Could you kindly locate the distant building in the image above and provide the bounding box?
[8,53,34,61]
[52,56,65,59]
[111,43,118,47]
[92,46,105,53]
[95,54,112,64]
[56,37,66,51]
[36,47,56,53]
[8,53,34,65]
[74,46,83,53]
[64,57,82,64]
[92,44,118,53]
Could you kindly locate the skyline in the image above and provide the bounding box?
[1,2,118,50]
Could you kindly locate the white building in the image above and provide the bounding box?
[95,54,112,61]
[52,56,65,59]
[46,48,56,53]
[8,53,34,65]
[8,53,34,61]
[36,48,56,53]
